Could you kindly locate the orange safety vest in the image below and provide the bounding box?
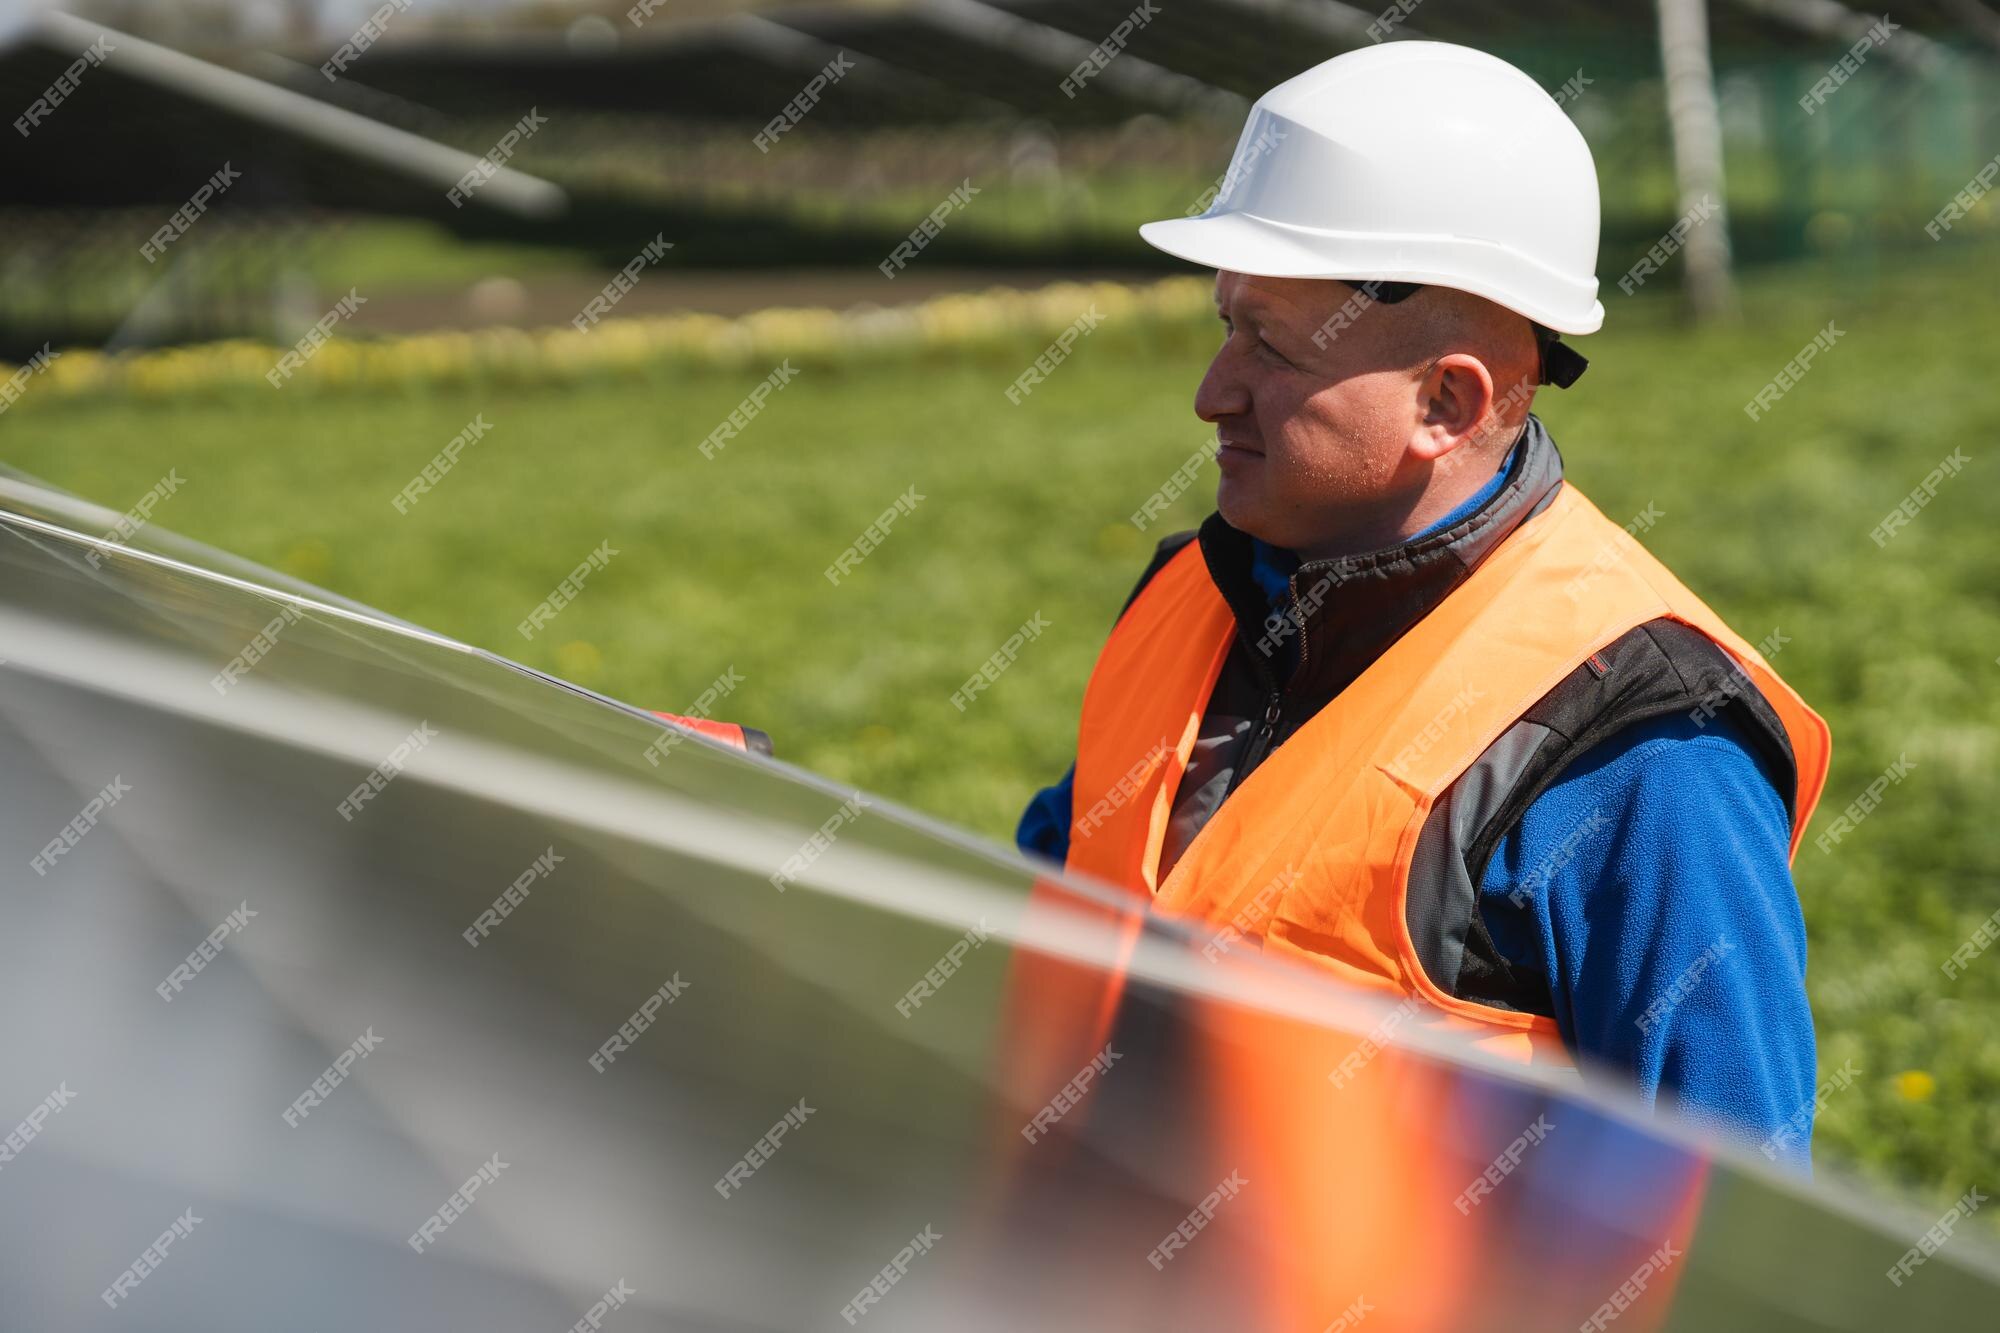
[1060,482,1831,1065]
[648,711,772,756]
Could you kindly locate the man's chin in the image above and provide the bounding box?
[1215,479,1275,542]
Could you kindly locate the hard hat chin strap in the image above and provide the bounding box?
[1358,279,1422,305]
[1360,281,1588,389]
[1533,324,1589,389]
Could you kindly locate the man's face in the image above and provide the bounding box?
[1197,270,1438,554]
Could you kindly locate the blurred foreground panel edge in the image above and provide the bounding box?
[0,465,1994,1332]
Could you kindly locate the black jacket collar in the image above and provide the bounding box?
[1195,413,1567,705]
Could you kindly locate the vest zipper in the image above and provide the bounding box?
[1227,691,1286,798]
[1223,566,1299,800]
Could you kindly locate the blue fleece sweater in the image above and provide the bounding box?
[1016,457,1816,1167]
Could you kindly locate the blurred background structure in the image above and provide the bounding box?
[5,0,1997,350]
[2,0,1997,1255]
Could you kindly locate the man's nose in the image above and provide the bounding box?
[1193,345,1251,423]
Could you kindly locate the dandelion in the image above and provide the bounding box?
[555,639,602,683]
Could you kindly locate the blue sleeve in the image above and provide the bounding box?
[1478,711,1817,1168]
[1016,762,1075,864]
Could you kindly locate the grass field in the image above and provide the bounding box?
[6,240,1998,1223]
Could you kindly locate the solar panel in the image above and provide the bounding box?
[1,466,1994,1329]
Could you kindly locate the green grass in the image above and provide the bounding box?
[301,217,594,291]
[7,241,1999,1222]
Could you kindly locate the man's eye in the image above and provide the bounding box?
[1220,318,1289,364]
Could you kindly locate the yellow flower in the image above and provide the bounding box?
[555,639,602,683]
[1894,1070,1936,1102]
[281,539,332,585]
[1096,521,1144,560]
[24,274,1216,405]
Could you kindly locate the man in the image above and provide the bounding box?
[1016,43,1831,1164]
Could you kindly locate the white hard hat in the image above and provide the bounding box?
[1139,41,1605,342]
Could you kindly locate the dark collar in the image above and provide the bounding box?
[1196,413,1567,703]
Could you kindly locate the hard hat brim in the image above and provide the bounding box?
[1138,211,1605,336]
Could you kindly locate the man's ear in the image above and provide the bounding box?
[1412,354,1495,462]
